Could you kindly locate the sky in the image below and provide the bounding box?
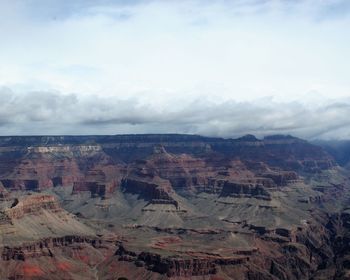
[0,0,349,139]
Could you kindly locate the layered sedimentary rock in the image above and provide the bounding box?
[121,177,178,207]
[219,180,271,200]
[115,244,248,277]
[0,134,335,195]
[1,235,105,261]
[260,171,299,186]
[5,194,60,219]
[0,134,347,280]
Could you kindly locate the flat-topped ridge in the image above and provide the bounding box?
[0,133,305,147]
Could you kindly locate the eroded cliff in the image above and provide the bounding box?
[0,134,347,280]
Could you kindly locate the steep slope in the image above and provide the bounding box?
[315,140,350,168]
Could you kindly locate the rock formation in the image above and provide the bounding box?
[0,134,347,280]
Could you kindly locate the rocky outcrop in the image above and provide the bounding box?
[325,210,350,279]
[72,179,117,198]
[0,143,123,199]
[301,159,335,173]
[121,178,178,208]
[113,218,339,280]
[72,181,107,197]
[0,156,81,191]
[260,171,299,186]
[115,245,248,277]
[1,179,40,191]
[1,235,105,261]
[220,180,271,200]
[5,195,60,219]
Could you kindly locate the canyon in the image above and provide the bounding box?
[0,134,349,279]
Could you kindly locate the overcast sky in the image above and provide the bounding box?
[0,0,349,139]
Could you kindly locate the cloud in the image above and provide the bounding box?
[0,0,349,102]
[0,87,350,140]
[20,0,350,23]
[0,1,349,139]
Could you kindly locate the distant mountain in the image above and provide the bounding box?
[313,139,350,168]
